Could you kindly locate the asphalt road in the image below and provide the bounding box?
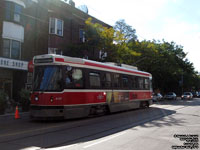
[0,98,199,150]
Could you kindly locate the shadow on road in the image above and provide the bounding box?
[0,103,190,150]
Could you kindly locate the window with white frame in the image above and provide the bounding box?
[5,1,22,23]
[49,18,64,36]
[79,29,85,42]
[3,39,21,59]
[14,4,22,22]
[48,48,62,55]
[99,50,107,60]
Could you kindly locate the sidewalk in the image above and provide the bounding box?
[0,109,30,121]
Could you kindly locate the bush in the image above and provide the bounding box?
[0,91,7,114]
[19,89,30,112]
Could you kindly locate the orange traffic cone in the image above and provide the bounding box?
[15,106,20,119]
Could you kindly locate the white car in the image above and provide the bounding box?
[164,92,177,100]
[181,92,193,100]
[153,93,163,101]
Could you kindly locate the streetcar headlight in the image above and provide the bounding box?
[50,96,54,102]
[35,96,39,101]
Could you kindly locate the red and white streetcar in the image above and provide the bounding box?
[30,54,153,119]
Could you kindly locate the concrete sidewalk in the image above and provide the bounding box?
[0,112,30,121]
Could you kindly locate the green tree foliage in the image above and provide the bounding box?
[128,39,200,94]
[84,18,140,63]
[114,19,137,42]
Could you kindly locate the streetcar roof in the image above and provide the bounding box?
[33,54,152,77]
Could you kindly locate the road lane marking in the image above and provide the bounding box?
[47,144,78,150]
[83,131,127,149]
[20,146,41,150]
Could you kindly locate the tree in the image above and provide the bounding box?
[84,18,140,62]
[127,39,200,95]
[114,19,137,42]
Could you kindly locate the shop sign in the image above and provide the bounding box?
[0,57,28,70]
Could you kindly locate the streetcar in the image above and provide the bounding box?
[30,54,153,119]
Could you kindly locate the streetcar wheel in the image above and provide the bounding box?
[140,101,149,108]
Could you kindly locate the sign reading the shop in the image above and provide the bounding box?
[0,57,28,70]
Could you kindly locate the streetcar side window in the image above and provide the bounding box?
[102,72,111,88]
[65,68,83,88]
[138,77,144,89]
[144,78,149,90]
[72,68,83,88]
[150,78,152,91]
[122,75,129,89]
[65,70,73,85]
[113,74,120,88]
[89,72,101,88]
[132,76,138,89]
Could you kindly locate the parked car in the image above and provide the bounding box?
[191,91,199,98]
[181,92,193,100]
[164,92,177,100]
[152,93,163,101]
[198,91,200,98]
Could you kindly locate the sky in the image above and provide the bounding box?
[73,0,200,72]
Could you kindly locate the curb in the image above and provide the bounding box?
[0,112,30,121]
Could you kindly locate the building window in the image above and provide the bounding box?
[49,18,64,36]
[50,18,55,33]
[99,50,107,60]
[5,1,22,23]
[11,40,20,59]
[48,48,63,55]
[5,2,11,20]
[3,39,21,59]
[57,19,63,36]
[14,4,22,22]
[3,39,10,58]
[79,29,85,42]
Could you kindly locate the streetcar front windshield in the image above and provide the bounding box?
[33,66,63,91]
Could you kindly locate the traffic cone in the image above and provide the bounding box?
[15,106,20,119]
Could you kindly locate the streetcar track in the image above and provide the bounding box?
[0,104,187,147]
[1,110,148,143]
[45,106,182,149]
[45,113,172,148]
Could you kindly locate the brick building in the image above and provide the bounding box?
[0,0,110,102]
